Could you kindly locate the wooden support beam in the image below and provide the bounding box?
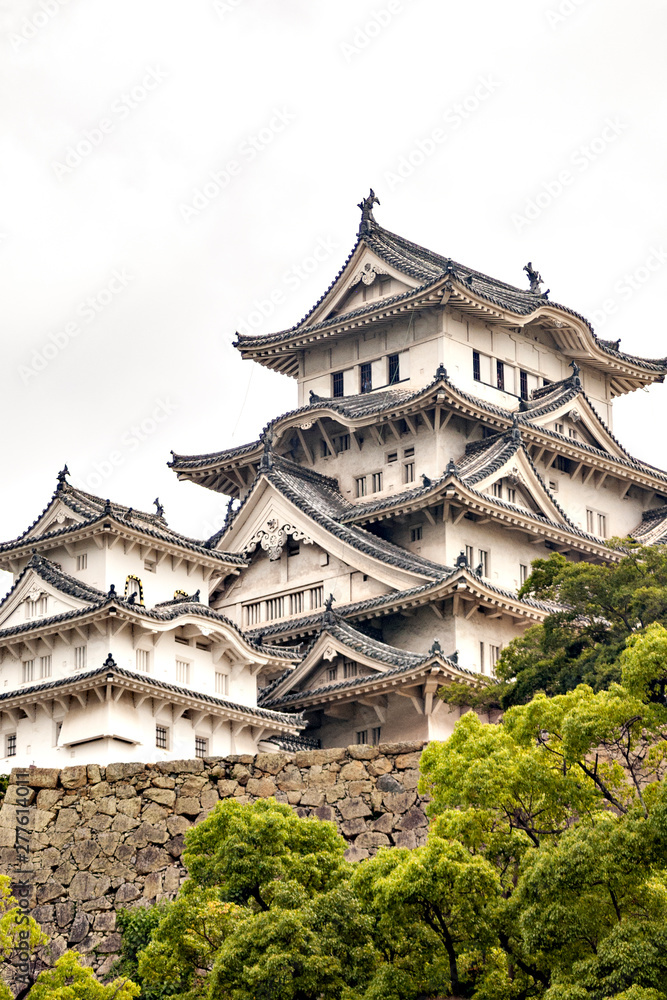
[452,507,467,525]
[421,409,434,430]
[316,419,337,457]
[424,508,436,526]
[296,428,314,465]
[387,419,401,441]
[464,602,478,620]
[404,414,418,436]
[595,471,608,490]
[583,466,597,486]
[619,481,632,500]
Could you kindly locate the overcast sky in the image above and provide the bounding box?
[1,0,666,596]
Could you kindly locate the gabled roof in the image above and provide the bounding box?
[233,198,667,390]
[214,454,448,584]
[0,554,300,663]
[630,507,667,545]
[0,475,246,569]
[259,612,474,709]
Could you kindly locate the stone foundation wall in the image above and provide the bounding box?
[0,741,427,980]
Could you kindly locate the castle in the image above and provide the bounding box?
[2,192,666,766]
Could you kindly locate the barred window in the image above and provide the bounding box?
[22,660,34,683]
[332,371,344,397]
[6,734,16,757]
[473,350,481,382]
[176,660,190,684]
[215,672,229,696]
[136,649,150,673]
[388,353,400,384]
[360,362,372,393]
[74,645,87,670]
[40,655,52,679]
[195,737,208,759]
[356,730,368,745]
[155,726,168,750]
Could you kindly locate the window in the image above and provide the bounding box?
[144,560,156,573]
[410,526,423,542]
[387,451,398,464]
[76,553,87,571]
[356,730,368,745]
[520,370,529,399]
[327,666,338,682]
[403,462,415,484]
[496,360,505,391]
[477,549,489,577]
[244,586,323,626]
[176,660,190,684]
[320,440,331,458]
[343,660,357,678]
[554,455,570,472]
[388,353,400,384]
[479,642,485,673]
[334,434,351,452]
[6,734,16,758]
[195,736,208,758]
[371,472,383,493]
[568,428,578,440]
[360,362,372,393]
[215,672,229,696]
[22,660,34,683]
[355,476,367,498]
[25,596,47,619]
[492,482,503,498]
[136,649,150,673]
[40,655,52,679]
[506,487,516,503]
[490,645,501,669]
[155,725,168,750]
[287,540,300,557]
[554,422,564,434]
[175,635,190,645]
[74,645,87,670]
[520,564,529,585]
[332,371,344,397]
[371,727,381,746]
[403,446,414,458]
[465,544,474,566]
[586,509,607,537]
[473,350,481,382]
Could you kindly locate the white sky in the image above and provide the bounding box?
[1,0,666,596]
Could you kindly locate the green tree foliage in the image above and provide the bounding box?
[419,622,667,998]
[25,949,139,998]
[441,545,667,711]
[0,875,47,1000]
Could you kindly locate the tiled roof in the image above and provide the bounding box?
[629,506,667,544]
[2,661,303,728]
[0,478,246,565]
[221,455,447,581]
[234,219,667,376]
[0,555,300,660]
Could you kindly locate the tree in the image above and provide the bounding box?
[25,950,139,998]
[418,623,667,998]
[0,875,47,1000]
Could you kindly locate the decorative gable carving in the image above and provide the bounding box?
[243,518,314,561]
[349,261,389,287]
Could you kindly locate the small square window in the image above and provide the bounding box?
[403,462,415,484]
[136,650,150,673]
[76,553,87,571]
[195,736,208,759]
[176,660,190,684]
[554,422,564,434]
[343,660,357,679]
[410,526,423,542]
[568,428,578,440]
[371,472,383,493]
[506,487,516,503]
[387,451,398,464]
[327,666,337,682]
[403,447,415,458]
[155,725,168,750]
[74,645,87,670]
[492,482,503,498]
[6,733,16,757]
[355,476,367,498]
[215,672,229,696]
[356,729,368,745]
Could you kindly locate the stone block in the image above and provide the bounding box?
[143,872,163,898]
[4,785,36,806]
[294,748,346,767]
[344,846,370,862]
[110,813,138,833]
[216,779,237,797]
[135,846,170,874]
[36,882,66,904]
[312,804,335,822]
[346,745,379,761]
[144,788,176,807]
[348,780,372,796]
[366,756,393,777]
[115,883,140,904]
[166,815,191,837]
[90,815,114,833]
[340,818,367,837]
[68,911,90,944]
[163,867,183,894]
[96,832,121,855]
[71,842,100,869]
[370,813,395,834]
[35,789,63,810]
[400,768,421,790]
[246,776,277,797]
[395,807,428,831]
[376,773,404,793]
[106,763,145,782]
[141,803,170,824]
[151,776,176,789]
[89,781,113,800]
[299,789,324,807]
[166,834,185,858]
[392,830,418,849]
[179,776,208,795]
[254,752,292,774]
[355,831,390,848]
[97,932,123,953]
[60,766,88,790]
[338,797,372,821]
[230,764,250,784]
[378,741,425,755]
[26,767,60,789]
[55,901,76,926]
[174,797,201,817]
[156,759,203,774]
[115,844,137,864]
[339,761,369,781]
[382,791,416,814]
[96,797,117,817]
[53,861,76,886]
[69,872,111,902]
[114,782,138,800]
[31,904,54,924]
[286,791,302,804]
[87,765,102,784]
[201,790,219,811]
[395,752,422,770]
[117,799,142,819]
[93,911,117,932]
[275,765,304,792]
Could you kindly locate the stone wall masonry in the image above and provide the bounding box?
[0,742,427,981]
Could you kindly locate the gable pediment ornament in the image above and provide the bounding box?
[507,466,523,487]
[569,408,581,423]
[27,588,44,602]
[322,645,337,662]
[243,518,314,561]
[349,261,389,288]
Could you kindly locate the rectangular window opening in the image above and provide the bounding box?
[371,471,383,493]
[496,360,505,391]
[195,736,208,759]
[136,649,150,673]
[360,362,372,394]
[332,371,344,398]
[155,725,168,750]
[76,553,87,571]
[520,370,529,400]
[356,730,368,745]
[473,350,481,382]
[6,734,17,757]
[403,462,415,484]
[388,353,400,384]
[215,672,229,696]
[176,660,190,684]
[22,660,34,683]
[410,526,423,542]
[355,476,367,498]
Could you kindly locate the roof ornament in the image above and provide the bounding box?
[450,650,459,665]
[57,464,69,486]
[224,497,236,528]
[511,412,521,442]
[309,389,322,403]
[523,261,550,298]
[153,498,165,518]
[357,188,380,235]
[421,474,432,488]
[107,583,116,598]
[323,592,336,624]
[192,589,201,603]
[455,550,468,568]
[445,458,457,476]
[569,359,582,387]
[429,638,442,656]
[474,561,484,576]
[260,429,274,470]
[435,364,448,381]
[103,499,112,515]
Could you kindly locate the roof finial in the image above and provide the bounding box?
[523,261,549,297]
[57,464,69,486]
[153,498,165,518]
[421,473,432,488]
[455,550,468,568]
[435,363,448,381]
[511,412,521,442]
[569,359,581,386]
[445,458,457,476]
[429,637,442,656]
[104,499,112,515]
[260,429,274,470]
[107,583,116,598]
[450,649,459,665]
[357,189,380,236]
